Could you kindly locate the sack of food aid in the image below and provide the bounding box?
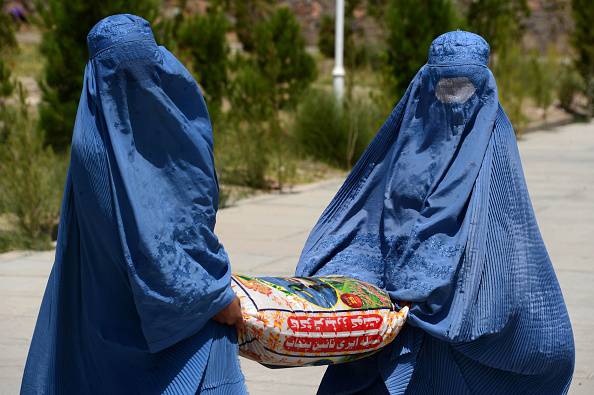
[231,274,408,368]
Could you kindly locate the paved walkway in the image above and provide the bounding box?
[1,121,593,394]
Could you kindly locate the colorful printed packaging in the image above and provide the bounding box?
[231,274,408,368]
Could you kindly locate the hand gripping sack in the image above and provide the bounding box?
[231,274,408,368]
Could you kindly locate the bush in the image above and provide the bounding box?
[268,118,298,191]
[558,63,584,115]
[253,7,317,109]
[384,0,459,99]
[294,89,382,169]
[492,43,531,133]
[214,7,314,191]
[571,0,594,116]
[227,0,274,52]
[216,61,272,189]
[0,0,16,98]
[528,48,560,121]
[216,119,271,190]
[36,0,159,151]
[177,7,229,113]
[318,15,335,59]
[466,0,529,55]
[0,86,67,251]
[294,89,346,168]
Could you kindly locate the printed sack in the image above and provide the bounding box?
[231,274,408,368]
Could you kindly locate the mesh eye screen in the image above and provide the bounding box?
[435,77,476,104]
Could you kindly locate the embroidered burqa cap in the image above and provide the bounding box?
[296,31,574,394]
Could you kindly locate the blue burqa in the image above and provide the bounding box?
[21,15,246,394]
[296,31,575,394]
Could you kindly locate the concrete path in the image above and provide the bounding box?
[1,121,593,394]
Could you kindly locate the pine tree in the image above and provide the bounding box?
[177,6,229,115]
[36,0,159,150]
[223,7,316,190]
[384,0,460,99]
[228,0,275,52]
[253,7,317,110]
[571,0,594,116]
[466,0,529,56]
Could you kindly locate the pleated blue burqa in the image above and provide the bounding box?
[296,31,575,394]
[21,15,246,395]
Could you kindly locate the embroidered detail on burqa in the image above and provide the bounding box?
[305,233,461,294]
[306,233,385,287]
[428,30,489,66]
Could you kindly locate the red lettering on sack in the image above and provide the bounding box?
[283,335,383,353]
[287,314,383,332]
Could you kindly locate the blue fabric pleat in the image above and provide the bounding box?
[21,15,245,394]
[297,31,574,394]
[196,325,247,394]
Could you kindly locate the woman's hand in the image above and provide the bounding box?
[213,296,243,327]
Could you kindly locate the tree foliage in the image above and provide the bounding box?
[571,0,594,116]
[384,0,459,99]
[219,60,274,189]
[252,7,316,188]
[318,15,336,59]
[227,0,275,52]
[491,42,531,132]
[466,0,529,56]
[217,7,316,190]
[0,0,16,100]
[177,6,229,114]
[253,7,317,110]
[36,0,159,150]
[0,85,66,250]
[294,88,379,169]
[528,48,560,120]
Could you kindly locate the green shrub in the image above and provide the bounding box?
[294,89,346,168]
[0,0,16,99]
[253,7,317,110]
[36,0,159,151]
[177,7,229,114]
[268,118,298,191]
[216,119,270,190]
[215,7,315,191]
[216,61,272,189]
[558,63,583,115]
[466,0,529,56]
[492,43,530,133]
[528,48,560,121]
[227,0,274,52]
[0,86,67,251]
[318,15,335,59]
[294,89,381,169]
[0,59,14,99]
[571,0,594,116]
[384,0,459,99]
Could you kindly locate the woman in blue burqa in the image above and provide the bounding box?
[296,31,575,394]
[21,15,246,394]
